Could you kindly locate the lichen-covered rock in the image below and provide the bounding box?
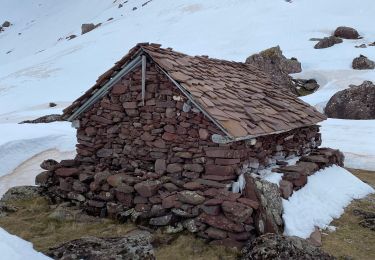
[40,159,58,171]
[325,81,375,119]
[46,230,155,260]
[293,78,320,95]
[177,191,205,205]
[245,46,301,94]
[240,233,335,260]
[243,175,283,234]
[1,186,41,202]
[35,171,52,186]
[352,55,375,70]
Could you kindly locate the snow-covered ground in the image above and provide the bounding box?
[283,165,374,238]
[320,119,375,171]
[0,228,50,259]
[0,0,375,255]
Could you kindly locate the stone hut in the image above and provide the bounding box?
[41,43,327,247]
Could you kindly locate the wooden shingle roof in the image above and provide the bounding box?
[63,43,326,140]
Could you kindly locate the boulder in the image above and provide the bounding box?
[2,21,11,27]
[355,44,367,48]
[1,186,41,202]
[81,23,96,34]
[35,171,52,186]
[314,36,343,49]
[245,46,301,94]
[334,26,359,39]
[66,34,77,40]
[46,230,155,260]
[240,233,335,260]
[243,175,283,234]
[324,81,375,119]
[352,55,375,70]
[40,159,58,171]
[293,78,320,95]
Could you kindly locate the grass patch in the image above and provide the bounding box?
[0,196,239,259]
[155,232,239,260]
[0,197,135,252]
[321,168,375,260]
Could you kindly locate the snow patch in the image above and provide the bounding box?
[283,165,374,238]
[0,122,76,194]
[320,119,375,171]
[0,228,50,260]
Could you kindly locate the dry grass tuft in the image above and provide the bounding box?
[154,232,239,260]
[321,168,375,260]
[0,197,135,252]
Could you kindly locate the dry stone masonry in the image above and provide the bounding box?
[36,43,335,248]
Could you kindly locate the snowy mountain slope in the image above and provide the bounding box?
[1,0,374,115]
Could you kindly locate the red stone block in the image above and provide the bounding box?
[205,165,235,176]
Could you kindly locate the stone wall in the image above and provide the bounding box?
[37,61,322,247]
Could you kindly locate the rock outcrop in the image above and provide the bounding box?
[325,81,375,119]
[352,55,375,70]
[1,186,42,202]
[19,114,62,124]
[81,23,101,35]
[240,233,335,260]
[245,46,301,94]
[46,230,155,260]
